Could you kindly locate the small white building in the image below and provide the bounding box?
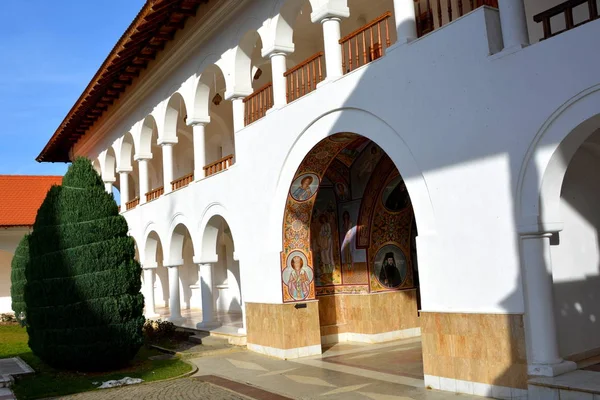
[37,0,600,397]
[0,175,62,314]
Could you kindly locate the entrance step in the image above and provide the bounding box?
[0,357,34,388]
[191,328,247,347]
[528,370,600,399]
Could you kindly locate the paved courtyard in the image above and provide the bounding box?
[37,337,487,399]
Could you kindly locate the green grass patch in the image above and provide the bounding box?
[0,323,192,400]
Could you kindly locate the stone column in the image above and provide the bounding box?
[269,51,289,108]
[521,232,576,376]
[321,17,344,80]
[197,263,220,329]
[188,121,207,180]
[160,140,177,194]
[167,264,183,322]
[394,0,417,44]
[136,156,151,204]
[498,0,529,52]
[118,170,130,207]
[143,267,159,318]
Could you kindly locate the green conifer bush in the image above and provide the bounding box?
[19,157,144,370]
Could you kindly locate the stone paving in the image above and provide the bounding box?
[13,337,491,399]
[56,379,249,399]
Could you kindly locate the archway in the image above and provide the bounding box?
[0,250,13,313]
[164,93,194,187]
[199,215,243,331]
[551,127,600,361]
[164,222,201,328]
[281,132,421,358]
[143,230,167,318]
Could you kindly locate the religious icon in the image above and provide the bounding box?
[283,251,313,300]
[328,132,356,142]
[318,214,334,273]
[334,182,349,201]
[382,176,410,212]
[341,210,355,272]
[373,244,407,288]
[290,173,319,201]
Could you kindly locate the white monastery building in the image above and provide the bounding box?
[37,0,600,398]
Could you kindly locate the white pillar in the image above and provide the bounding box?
[321,17,344,80]
[197,263,220,329]
[143,268,159,318]
[137,157,150,204]
[498,0,529,51]
[119,171,130,206]
[161,142,176,194]
[521,233,576,376]
[269,52,288,108]
[191,123,207,180]
[103,181,113,194]
[232,97,245,132]
[167,265,183,322]
[394,0,417,44]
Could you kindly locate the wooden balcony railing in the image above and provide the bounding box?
[145,186,164,202]
[284,52,324,103]
[126,197,140,211]
[340,12,393,74]
[415,0,498,37]
[534,0,598,40]
[204,154,234,177]
[171,173,194,191]
[243,82,273,126]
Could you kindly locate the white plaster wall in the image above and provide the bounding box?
[551,130,600,358]
[71,0,600,320]
[0,250,13,313]
[0,228,29,314]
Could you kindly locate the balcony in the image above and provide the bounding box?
[171,173,194,191]
[285,52,324,103]
[145,187,164,203]
[534,0,598,40]
[204,154,234,177]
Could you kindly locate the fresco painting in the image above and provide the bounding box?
[282,133,417,302]
[311,188,342,286]
[351,142,383,199]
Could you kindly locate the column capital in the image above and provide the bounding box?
[142,261,158,269]
[102,177,116,184]
[117,167,133,174]
[186,116,210,127]
[261,45,294,59]
[224,89,253,101]
[134,153,153,161]
[163,259,184,268]
[157,138,178,146]
[518,220,564,236]
[193,256,217,264]
[311,6,349,23]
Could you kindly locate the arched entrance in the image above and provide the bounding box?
[199,215,243,332]
[552,127,600,361]
[281,132,421,347]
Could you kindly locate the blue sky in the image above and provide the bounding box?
[0,0,145,176]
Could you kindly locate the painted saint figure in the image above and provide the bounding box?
[318,214,334,272]
[341,211,354,272]
[358,146,380,179]
[379,252,403,287]
[292,176,314,201]
[289,255,311,300]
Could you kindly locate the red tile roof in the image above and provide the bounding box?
[0,176,62,227]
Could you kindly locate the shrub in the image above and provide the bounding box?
[10,235,29,319]
[21,157,145,371]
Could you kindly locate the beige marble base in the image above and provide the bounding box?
[318,289,420,338]
[246,301,321,352]
[321,327,421,345]
[421,312,528,390]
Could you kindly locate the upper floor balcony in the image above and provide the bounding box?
[90,0,599,213]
